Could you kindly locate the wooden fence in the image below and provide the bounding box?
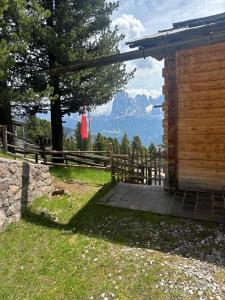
[111,149,165,186]
[0,125,164,185]
[0,125,111,169]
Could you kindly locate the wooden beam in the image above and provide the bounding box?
[128,20,225,49]
[50,31,225,75]
[163,54,178,191]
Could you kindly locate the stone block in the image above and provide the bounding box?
[0,158,54,230]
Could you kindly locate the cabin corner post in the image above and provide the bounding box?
[163,53,178,191]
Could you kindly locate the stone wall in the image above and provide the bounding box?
[0,158,54,230]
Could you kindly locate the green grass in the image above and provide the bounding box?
[0,167,225,299]
[50,166,111,185]
[0,150,17,160]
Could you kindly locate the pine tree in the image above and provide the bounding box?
[0,1,49,150]
[148,143,157,154]
[131,136,142,152]
[25,116,51,142]
[75,122,90,151]
[120,133,130,154]
[93,133,107,152]
[112,138,120,154]
[24,0,134,152]
[64,136,77,151]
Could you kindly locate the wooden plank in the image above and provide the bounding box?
[43,162,108,170]
[178,159,225,169]
[178,42,225,57]
[178,80,225,93]
[178,99,225,110]
[178,117,225,127]
[180,60,225,74]
[178,108,225,118]
[178,134,225,145]
[178,143,225,152]
[178,88,225,101]
[178,151,225,161]
[158,149,162,186]
[178,126,225,135]
[181,49,225,66]
[178,168,225,178]
[178,69,225,84]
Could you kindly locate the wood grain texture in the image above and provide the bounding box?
[176,42,225,191]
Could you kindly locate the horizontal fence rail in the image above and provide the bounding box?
[0,125,111,169]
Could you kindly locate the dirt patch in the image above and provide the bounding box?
[53,178,100,194]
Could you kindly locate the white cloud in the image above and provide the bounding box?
[112,14,145,52]
[126,88,161,99]
[112,14,145,41]
[125,58,164,91]
[91,99,114,116]
[146,104,153,113]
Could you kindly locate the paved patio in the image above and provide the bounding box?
[99,183,225,223]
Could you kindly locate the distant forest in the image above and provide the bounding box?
[19,116,162,154]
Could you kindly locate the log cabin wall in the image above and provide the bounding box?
[175,42,225,191]
[163,54,178,191]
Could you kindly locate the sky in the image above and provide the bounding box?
[92,0,225,115]
[111,0,225,97]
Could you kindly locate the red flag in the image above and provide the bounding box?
[80,114,88,140]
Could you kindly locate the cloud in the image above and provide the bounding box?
[112,14,144,40]
[146,104,153,113]
[134,57,153,70]
[112,14,145,51]
[91,99,114,116]
[126,88,161,99]
[125,58,164,91]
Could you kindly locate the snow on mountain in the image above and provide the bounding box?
[111,91,163,117]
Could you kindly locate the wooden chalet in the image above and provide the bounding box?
[53,12,225,192]
[127,12,225,192]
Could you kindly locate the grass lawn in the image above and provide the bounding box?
[50,166,111,185]
[0,167,225,299]
[0,151,17,160]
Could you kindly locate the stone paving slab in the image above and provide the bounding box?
[98,183,225,224]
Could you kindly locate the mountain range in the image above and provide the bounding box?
[63,91,164,146]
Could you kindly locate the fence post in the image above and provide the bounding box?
[35,153,39,164]
[43,146,47,164]
[1,125,8,152]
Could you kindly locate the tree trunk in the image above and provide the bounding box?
[0,82,14,153]
[46,0,64,163]
[50,75,64,163]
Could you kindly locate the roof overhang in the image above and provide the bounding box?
[51,12,225,75]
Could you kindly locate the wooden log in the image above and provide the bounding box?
[42,162,109,170]
[178,134,225,145]
[50,29,225,75]
[179,108,225,118]
[1,125,8,151]
[178,41,225,56]
[178,99,225,110]
[178,80,225,93]
[178,117,225,127]
[178,69,225,84]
